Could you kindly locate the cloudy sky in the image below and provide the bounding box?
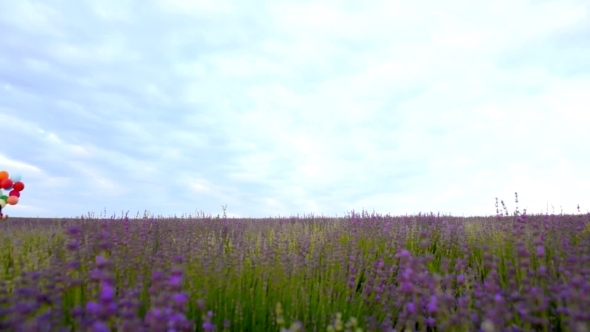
[1,0,589,219]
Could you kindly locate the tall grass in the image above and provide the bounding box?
[0,192,589,331]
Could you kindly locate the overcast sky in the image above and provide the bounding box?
[1,0,589,219]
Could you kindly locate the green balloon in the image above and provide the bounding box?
[0,195,7,201]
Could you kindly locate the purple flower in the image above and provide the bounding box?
[537,265,547,275]
[168,312,187,324]
[426,316,436,327]
[456,274,465,285]
[535,245,545,257]
[172,255,184,264]
[71,306,83,318]
[67,239,80,251]
[374,259,385,269]
[396,250,411,259]
[67,260,81,270]
[202,321,215,331]
[402,267,413,279]
[494,293,503,302]
[171,293,189,305]
[400,281,414,294]
[169,275,183,287]
[152,270,165,281]
[92,321,110,332]
[89,269,106,281]
[13,302,36,315]
[66,226,81,236]
[86,301,101,315]
[202,311,216,332]
[427,295,438,314]
[99,282,115,303]
[95,255,109,269]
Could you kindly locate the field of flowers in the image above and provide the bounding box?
[0,194,589,331]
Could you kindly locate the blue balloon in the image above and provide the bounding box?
[10,173,22,182]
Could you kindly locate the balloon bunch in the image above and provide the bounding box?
[0,170,25,220]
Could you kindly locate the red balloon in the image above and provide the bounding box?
[0,179,12,189]
[9,190,20,197]
[6,196,18,205]
[13,181,24,191]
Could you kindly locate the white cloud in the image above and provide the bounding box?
[1,0,589,218]
[158,0,236,16]
[0,1,64,37]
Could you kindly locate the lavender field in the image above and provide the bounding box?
[1,195,589,332]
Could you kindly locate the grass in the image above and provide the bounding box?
[0,192,589,331]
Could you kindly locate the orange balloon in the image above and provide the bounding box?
[6,196,18,205]
[0,171,8,181]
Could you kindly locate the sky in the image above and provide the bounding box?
[1,0,589,220]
